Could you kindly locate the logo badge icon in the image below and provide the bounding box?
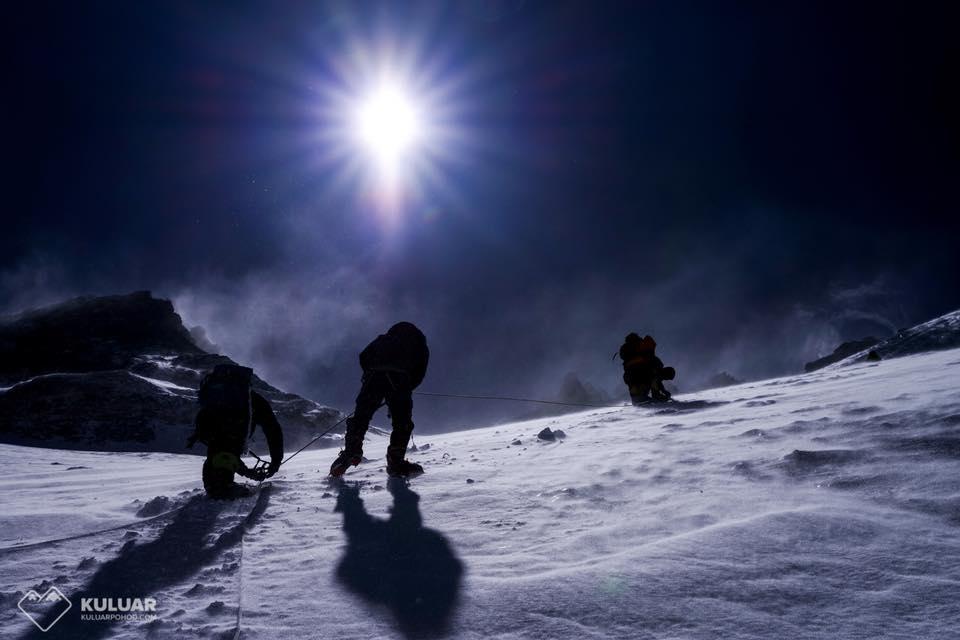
[18,587,72,632]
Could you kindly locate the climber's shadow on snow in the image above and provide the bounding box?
[20,487,272,640]
[335,479,464,638]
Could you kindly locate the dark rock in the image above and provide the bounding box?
[845,310,960,364]
[0,291,201,385]
[537,427,557,442]
[558,372,610,406]
[804,337,880,372]
[511,372,611,424]
[705,371,741,389]
[0,292,344,454]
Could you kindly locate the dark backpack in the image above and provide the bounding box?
[188,364,254,449]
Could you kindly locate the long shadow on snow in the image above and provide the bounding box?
[335,478,464,639]
[20,486,272,640]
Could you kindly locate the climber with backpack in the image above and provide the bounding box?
[188,363,285,499]
[330,322,429,479]
[618,333,676,405]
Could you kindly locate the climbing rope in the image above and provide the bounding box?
[0,504,190,554]
[413,391,617,409]
[253,413,352,469]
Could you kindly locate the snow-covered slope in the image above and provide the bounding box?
[2,347,959,639]
[832,307,960,367]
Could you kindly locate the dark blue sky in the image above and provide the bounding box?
[4,1,958,430]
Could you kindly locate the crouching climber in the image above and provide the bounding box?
[619,333,676,405]
[188,364,284,498]
[330,322,429,478]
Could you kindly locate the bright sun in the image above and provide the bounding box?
[353,82,424,172]
[322,44,465,220]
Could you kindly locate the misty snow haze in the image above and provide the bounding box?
[0,257,924,434]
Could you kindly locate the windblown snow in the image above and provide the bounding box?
[1,347,959,639]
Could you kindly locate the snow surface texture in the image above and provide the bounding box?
[1,348,959,639]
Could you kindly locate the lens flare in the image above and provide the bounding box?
[353,82,423,171]
[308,16,480,227]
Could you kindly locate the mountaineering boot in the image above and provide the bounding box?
[329,449,362,477]
[386,456,424,478]
[651,384,672,402]
[329,417,365,477]
[386,423,424,478]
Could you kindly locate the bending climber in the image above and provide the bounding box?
[188,364,284,498]
[330,322,430,478]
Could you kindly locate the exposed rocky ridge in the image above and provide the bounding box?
[703,371,742,389]
[804,337,880,372]
[0,291,202,385]
[0,292,344,454]
[829,308,960,368]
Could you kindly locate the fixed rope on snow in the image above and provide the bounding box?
[254,413,352,470]
[413,391,617,409]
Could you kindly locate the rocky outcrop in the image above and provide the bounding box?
[829,309,960,368]
[0,291,202,385]
[804,337,880,372]
[704,371,741,389]
[0,292,343,454]
[557,372,611,406]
